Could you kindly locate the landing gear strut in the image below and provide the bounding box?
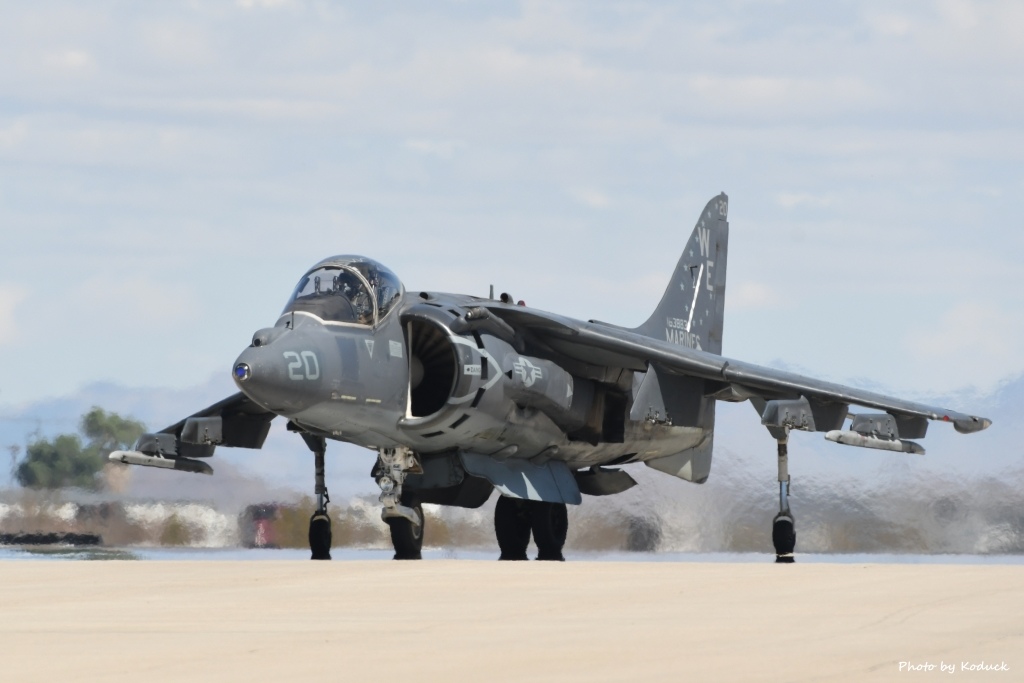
[374,447,425,560]
[773,432,796,563]
[301,432,332,561]
[494,496,568,561]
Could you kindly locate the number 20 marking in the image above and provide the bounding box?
[284,351,320,380]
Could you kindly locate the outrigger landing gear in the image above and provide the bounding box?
[772,431,796,563]
[374,447,425,560]
[493,496,568,561]
[301,432,332,561]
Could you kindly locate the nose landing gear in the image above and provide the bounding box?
[301,432,332,561]
[386,492,424,560]
[375,447,425,560]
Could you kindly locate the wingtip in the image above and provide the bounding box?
[953,416,992,434]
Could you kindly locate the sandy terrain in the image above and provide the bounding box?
[0,560,1020,682]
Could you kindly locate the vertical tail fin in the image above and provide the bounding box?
[633,193,729,355]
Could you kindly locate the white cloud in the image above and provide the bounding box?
[405,139,466,160]
[728,283,778,311]
[686,75,879,119]
[568,187,611,209]
[139,21,216,68]
[236,0,294,9]
[910,304,1017,359]
[43,49,95,72]
[0,2,1022,402]
[0,120,28,149]
[69,276,195,328]
[903,303,1024,390]
[938,0,981,30]
[0,286,27,345]
[776,192,837,209]
[863,12,915,37]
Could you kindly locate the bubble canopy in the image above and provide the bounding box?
[282,256,403,326]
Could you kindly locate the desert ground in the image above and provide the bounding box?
[1,560,1020,682]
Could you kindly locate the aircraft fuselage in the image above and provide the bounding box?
[233,292,708,477]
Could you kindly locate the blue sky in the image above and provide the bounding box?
[2,0,1022,413]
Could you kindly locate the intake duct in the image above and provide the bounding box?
[405,318,457,417]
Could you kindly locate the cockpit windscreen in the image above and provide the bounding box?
[282,256,403,326]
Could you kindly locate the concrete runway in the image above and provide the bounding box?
[1,561,1021,682]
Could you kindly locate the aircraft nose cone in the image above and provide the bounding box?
[233,362,252,382]
[232,346,267,391]
[232,340,321,414]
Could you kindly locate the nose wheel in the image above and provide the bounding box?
[386,492,424,560]
[374,447,425,560]
[309,509,332,560]
[299,431,332,560]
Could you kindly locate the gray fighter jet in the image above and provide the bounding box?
[111,193,991,561]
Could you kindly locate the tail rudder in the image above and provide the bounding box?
[634,193,729,355]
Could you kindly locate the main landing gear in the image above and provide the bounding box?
[494,496,568,561]
[374,447,425,560]
[772,431,796,563]
[301,432,332,561]
[300,436,426,561]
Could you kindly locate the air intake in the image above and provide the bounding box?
[405,319,457,417]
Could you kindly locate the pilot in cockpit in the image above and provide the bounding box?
[284,257,403,327]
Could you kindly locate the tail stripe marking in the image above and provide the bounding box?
[686,263,703,332]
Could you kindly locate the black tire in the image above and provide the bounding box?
[309,511,332,561]
[529,501,568,561]
[494,495,531,560]
[772,514,796,559]
[387,501,424,560]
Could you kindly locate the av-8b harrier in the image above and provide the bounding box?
[112,194,991,561]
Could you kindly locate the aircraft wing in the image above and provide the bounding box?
[481,303,991,442]
[109,392,275,475]
[158,391,276,448]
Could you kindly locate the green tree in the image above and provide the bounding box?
[80,408,147,455]
[15,407,147,490]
